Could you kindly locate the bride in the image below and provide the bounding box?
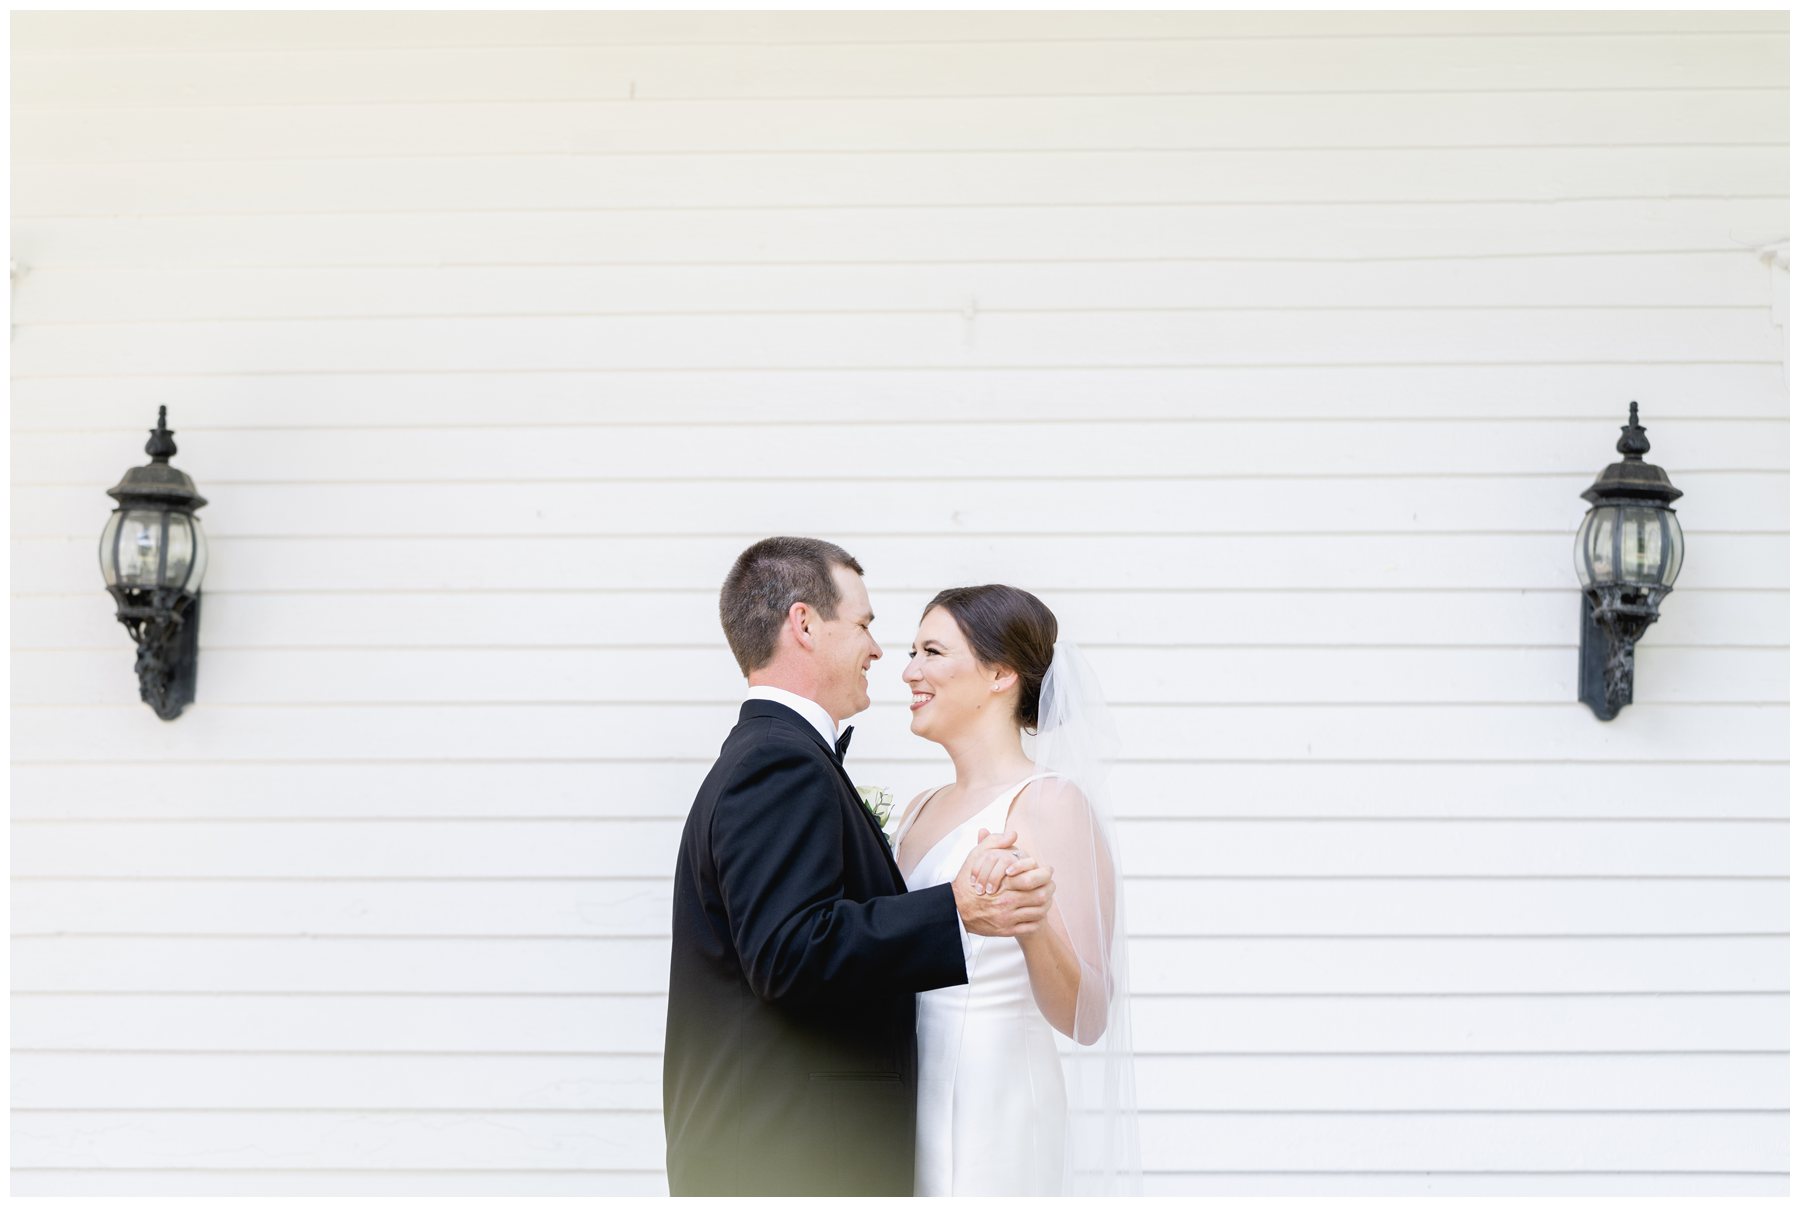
[890,584,1140,1195]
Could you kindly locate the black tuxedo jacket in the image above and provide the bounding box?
[663,699,968,1196]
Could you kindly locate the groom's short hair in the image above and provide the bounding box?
[720,536,865,675]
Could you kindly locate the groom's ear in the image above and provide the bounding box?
[786,601,817,651]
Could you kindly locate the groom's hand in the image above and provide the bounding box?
[953,830,1054,938]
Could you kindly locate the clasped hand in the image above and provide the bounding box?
[951,827,1054,938]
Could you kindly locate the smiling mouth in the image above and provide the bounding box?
[910,693,934,711]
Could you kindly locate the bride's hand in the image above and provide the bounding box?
[969,827,1039,896]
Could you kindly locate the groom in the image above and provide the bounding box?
[663,537,1054,1196]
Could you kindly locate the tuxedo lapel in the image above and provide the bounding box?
[836,761,906,889]
[738,700,904,886]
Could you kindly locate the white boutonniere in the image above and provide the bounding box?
[856,785,895,836]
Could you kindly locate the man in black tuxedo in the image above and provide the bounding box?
[664,537,1055,1196]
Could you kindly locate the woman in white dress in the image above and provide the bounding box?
[890,585,1140,1195]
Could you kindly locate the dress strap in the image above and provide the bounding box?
[892,783,949,849]
[992,772,1063,828]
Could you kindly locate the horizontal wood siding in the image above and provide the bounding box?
[11,10,1788,1197]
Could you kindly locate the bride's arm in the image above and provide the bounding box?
[1014,877,1083,1040]
[970,829,1079,1036]
[1002,778,1116,1044]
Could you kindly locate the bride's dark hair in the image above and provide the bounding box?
[922,584,1059,729]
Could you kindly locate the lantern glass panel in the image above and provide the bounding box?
[1574,506,1617,589]
[113,510,164,587]
[164,516,196,589]
[98,511,123,587]
[1617,506,1683,586]
[186,516,209,591]
[1658,509,1683,587]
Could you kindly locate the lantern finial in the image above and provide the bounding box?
[146,405,178,462]
[1616,401,1650,460]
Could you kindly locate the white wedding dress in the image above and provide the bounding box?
[898,774,1068,1196]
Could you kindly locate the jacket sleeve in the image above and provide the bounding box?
[711,741,969,1004]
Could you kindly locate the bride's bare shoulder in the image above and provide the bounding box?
[1013,774,1090,816]
[905,783,951,811]
[899,783,951,825]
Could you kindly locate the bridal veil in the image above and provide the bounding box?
[1016,640,1143,1193]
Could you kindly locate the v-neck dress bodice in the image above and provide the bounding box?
[895,775,1067,1196]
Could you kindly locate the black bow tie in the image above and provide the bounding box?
[834,725,854,761]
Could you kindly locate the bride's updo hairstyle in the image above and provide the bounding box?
[923,584,1059,730]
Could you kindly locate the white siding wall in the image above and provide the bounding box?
[11,11,1788,1196]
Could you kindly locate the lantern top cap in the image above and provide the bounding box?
[107,406,207,512]
[1582,401,1681,507]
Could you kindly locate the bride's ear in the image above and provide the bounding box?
[990,666,1019,695]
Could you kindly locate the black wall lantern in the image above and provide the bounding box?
[1574,402,1684,721]
[100,407,209,720]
